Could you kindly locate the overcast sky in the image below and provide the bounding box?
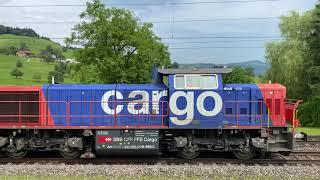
[0,0,317,64]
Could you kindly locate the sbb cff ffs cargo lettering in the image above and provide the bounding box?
[0,68,300,159]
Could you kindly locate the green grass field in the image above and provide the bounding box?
[296,127,320,135]
[0,54,75,85]
[0,34,73,58]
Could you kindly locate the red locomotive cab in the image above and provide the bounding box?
[258,84,287,126]
[258,84,302,128]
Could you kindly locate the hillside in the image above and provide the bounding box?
[179,60,269,75]
[226,60,269,75]
[0,55,75,85]
[0,34,73,58]
[0,24,40,38]
[0,33,76,85]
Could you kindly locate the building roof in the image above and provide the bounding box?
[157,68,233,75]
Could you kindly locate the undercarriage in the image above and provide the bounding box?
[0,127,293,160]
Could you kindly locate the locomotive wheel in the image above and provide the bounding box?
[178,146,200,159]
[233,148,256,160]
[60,148,81,159]
[7,149,27,159]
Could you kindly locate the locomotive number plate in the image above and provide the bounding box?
[95,130,159,150]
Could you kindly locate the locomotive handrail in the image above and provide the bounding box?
[285,99,302,129]
[0,100,169,128]
[285,99,303,107]
[223,100,270,128]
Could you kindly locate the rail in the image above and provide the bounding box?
[299,132,320,142]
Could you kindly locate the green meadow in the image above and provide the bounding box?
[0,55,74,85]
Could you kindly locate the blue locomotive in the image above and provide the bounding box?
[0,68,300,159]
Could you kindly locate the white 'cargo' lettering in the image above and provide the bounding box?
[127,91,149,114]
[169,91,194,126]
[196,91,222,116]
[101,90,123,114]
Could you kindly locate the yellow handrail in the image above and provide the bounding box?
[267,108,270,129]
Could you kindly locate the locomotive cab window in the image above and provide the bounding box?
[201,75,218,89]
[186,75,201,89]
[174,74,218,89]
[175,75,185,89]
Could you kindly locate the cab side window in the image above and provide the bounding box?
[201,75,218,89]
[175,75,185,89]
[186,76,201,89]
[174,74,218,89]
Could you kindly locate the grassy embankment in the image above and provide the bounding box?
[296,127,320,135]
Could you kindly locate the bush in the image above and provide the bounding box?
[32,72,41,82]
[10,68,23,78]
[7,46,18,55]
[298,96,320,127]
[16,59,23,68]
[43,54,55,63]
[54,62,67,74]
[48,71,64,84]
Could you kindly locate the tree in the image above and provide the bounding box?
[304,3,320,97]
[0,25,40,38]
[10,68,23,78]
[41,45,54,55]
[54,62,68,74]
[265,40,307,98]
[223,66,253,84]
[16,59,23,68]
[265,11,313,99]
[264,9,320,126]
[170,62,179,68]
[244,66,255,77]
[19,43,29,51]
[298,96,320,127]
[41,54,55,63]
[40,45,63,60]
[32,72,42,82]
[7,46,18,55]
[66,0,170,84]
[62,46,68,52]
[48,71,64,84]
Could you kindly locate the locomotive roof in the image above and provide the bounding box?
[158,68,233,75]
[43,83,166,90]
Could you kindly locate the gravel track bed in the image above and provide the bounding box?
[0,164,319,179]
[294,143,320,152]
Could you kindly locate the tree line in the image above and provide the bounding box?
[0,25,40,38]
[265,2,320,127]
